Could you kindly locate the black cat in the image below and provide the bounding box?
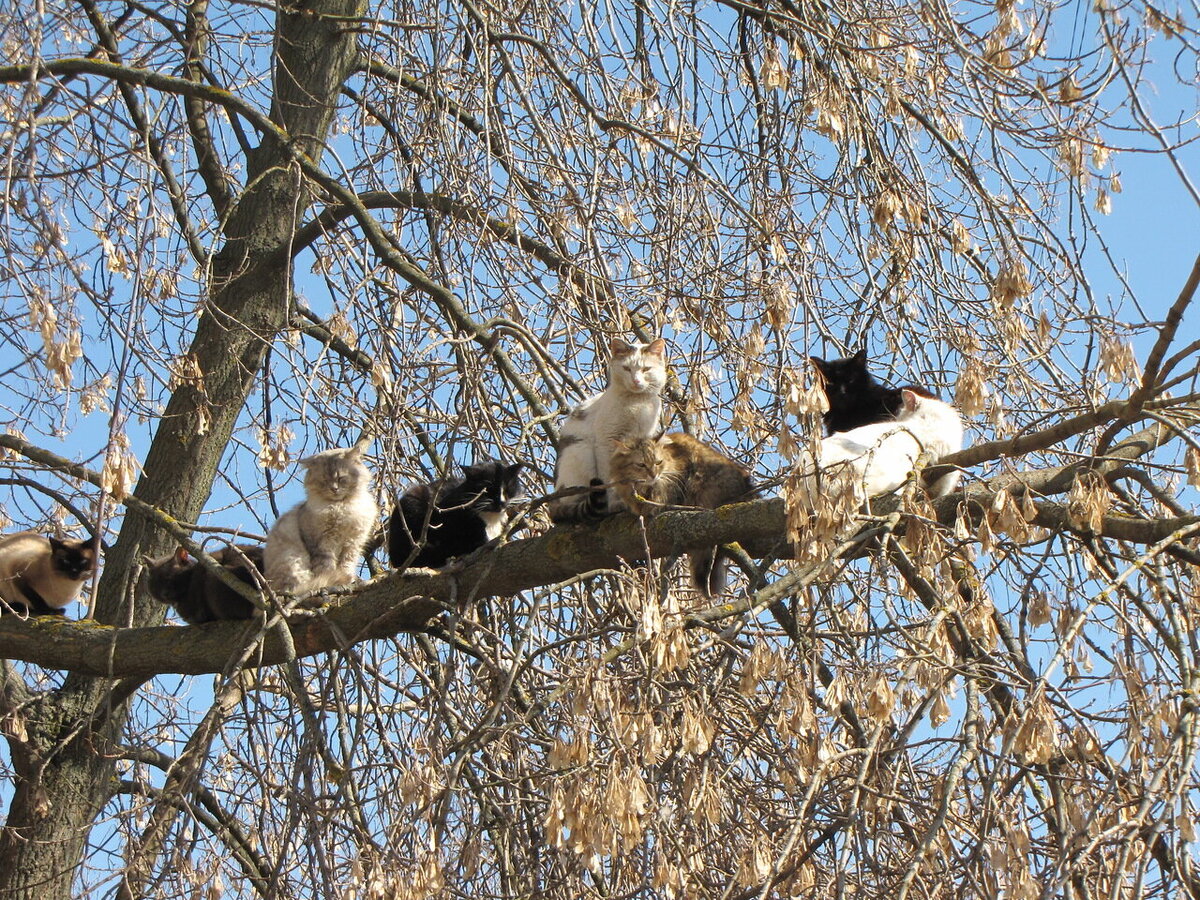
[388,459,525,569]
[145,544,264,625]
[810,348,932,435]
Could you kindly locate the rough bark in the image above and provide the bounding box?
[0,3,365,897]
[0,480,1195,679]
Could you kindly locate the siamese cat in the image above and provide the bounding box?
[0,532,97,616]
[550,337,667,523]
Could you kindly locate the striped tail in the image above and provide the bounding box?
[548,478,609,524]
[689,549,729,598]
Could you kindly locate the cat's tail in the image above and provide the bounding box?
[689,548,729,598]
[548,478,609,524]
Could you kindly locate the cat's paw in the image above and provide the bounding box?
[437,557,470,575]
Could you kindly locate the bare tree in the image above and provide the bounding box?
[0,1,1197,898]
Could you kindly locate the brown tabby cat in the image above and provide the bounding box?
[610,433,755,596]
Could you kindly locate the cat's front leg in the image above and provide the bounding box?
[308,549,338,574]
[264,512,316,593]
[307,549,355,589]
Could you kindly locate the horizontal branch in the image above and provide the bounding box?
[0,484,1195,678]
[937,400,1128,470]
[0,499,784,677]
[938,397,1195,472]
[0,58,277,138]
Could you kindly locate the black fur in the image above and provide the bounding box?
[10,578,67,617]
[579,477,609,521]
[48,536,96,580]
[388,459,525,569]
[146,545,264,625]
[810,348,916,435]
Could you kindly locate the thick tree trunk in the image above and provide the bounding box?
[0,4,365,897]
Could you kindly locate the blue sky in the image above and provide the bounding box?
[1,4,1198,894]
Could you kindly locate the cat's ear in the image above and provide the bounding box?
[809,356,829,377]
[851,347,868,365]
[610,338,636,358]
[644,338,667,358]
[48,536,68,553]
[506,462,525,478]
[174,546,191,564]
[900,389,920,413]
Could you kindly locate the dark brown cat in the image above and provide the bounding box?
[145,544,265,625]
[611,433,755,596]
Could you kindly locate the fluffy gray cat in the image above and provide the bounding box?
[264,442,378,594]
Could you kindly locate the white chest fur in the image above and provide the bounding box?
[478,509,506,540]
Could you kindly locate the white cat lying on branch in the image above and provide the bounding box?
[797,388,965,505]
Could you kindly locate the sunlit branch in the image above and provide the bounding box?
[112,747,277,897]
[77,1,209,265]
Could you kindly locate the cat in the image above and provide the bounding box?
[803,388,964,502]
[0,532,97,616]
[263,443,378,594]
[549,337,667,523]
[810,348,916,435]
[388,459,526,569]
[145,544,265,624]
[610,433,756,595]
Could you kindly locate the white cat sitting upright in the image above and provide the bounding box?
[549,337,668,523]
[264,442,378,594]
[805,388,964,502]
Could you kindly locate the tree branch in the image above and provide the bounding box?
[0,478,1195,678]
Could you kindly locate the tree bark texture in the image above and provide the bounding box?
[0,4,365,896]
[0,478,1195,680]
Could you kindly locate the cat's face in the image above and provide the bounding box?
[49,536,97,581]
[613,438,663,486]
[460,460,525,513]
[145,546,193,599]
[609,338,667,394]
[810,348,872,407]
[300,446,370,502]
